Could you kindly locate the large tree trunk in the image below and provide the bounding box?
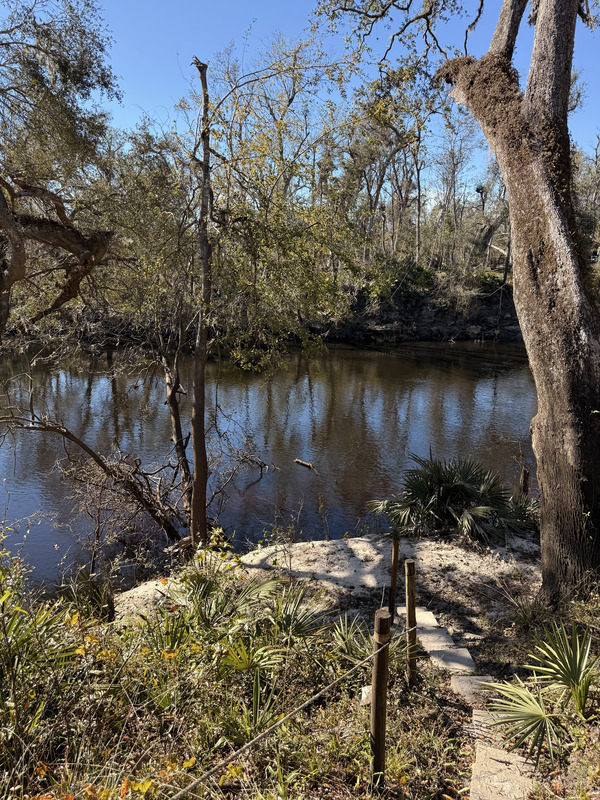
[508,152,600,602]
[438,0,600,601]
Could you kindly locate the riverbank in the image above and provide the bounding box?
[113,533,600,799]
[2,279,521,354]
[3,530,481,800]
[323,285,521,346]
[9,528,600,799]
[117,532,541,647]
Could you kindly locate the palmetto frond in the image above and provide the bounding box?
[486,677,563,766]
[370,453,526,542]
[525,623,598,718]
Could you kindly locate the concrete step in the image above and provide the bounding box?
[470,743,534,800]
[451,674,494,705]
[427,646,477,673]
[397,605,477,673]
[396,603,535,799]
[465,709,498,743]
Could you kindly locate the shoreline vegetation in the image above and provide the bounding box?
[2,279,522,356]
[3,527,600,800]
[2,448,599,799]
[0,526,533,800]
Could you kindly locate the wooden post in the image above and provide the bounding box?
[405,559,417,688]
[388,530,399,624]
[519,463,530,497]
[370,608,391,792]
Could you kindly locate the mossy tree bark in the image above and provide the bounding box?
[438,0,600,602]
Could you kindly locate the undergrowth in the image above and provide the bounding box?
[370,453,538,545]
[0,534,472,800]
[478,590,600,800]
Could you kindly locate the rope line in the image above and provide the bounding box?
[168,622,417,800]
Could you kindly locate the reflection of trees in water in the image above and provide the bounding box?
[210,347,535,542]
[0,345,537,573]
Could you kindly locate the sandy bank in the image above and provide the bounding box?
[115,532,541,622]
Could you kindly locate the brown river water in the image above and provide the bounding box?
[0,342,536,585]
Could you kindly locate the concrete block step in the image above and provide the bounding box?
[470,743,534,800]
[465,709,498,742]
[417,627,457,650]
[451,674,494,704]
[427,646,477,673]
[396,605,440,629]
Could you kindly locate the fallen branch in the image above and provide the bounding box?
[294,458,318,472]
[0,410,182,542]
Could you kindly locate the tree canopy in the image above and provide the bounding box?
[0,0,119,336]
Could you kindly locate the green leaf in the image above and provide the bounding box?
[485,677,563,766]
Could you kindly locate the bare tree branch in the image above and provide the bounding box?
[0,409,183,542]
[0,176,115,335]
[464,0,485,54]
[13,179,76,228]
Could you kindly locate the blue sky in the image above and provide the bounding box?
[97,0,321,129]
[64,1,597,155]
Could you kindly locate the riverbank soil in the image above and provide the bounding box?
[118,533,542,646]
[323,284,522,346]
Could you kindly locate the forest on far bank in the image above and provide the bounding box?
[1,2,598,359]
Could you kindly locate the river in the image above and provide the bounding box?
[0,342,537,585]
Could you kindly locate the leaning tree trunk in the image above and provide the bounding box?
[438,0,600,602]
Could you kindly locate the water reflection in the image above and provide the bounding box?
[0,343,536,584]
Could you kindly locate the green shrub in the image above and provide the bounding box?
[486,622,599,766]
[0,545,79,792]
[58,566,115,621]
[370,453,538,543]
[466,270,506,294]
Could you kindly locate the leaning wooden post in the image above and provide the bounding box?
[370,608,391,792]
[405,559,417,688]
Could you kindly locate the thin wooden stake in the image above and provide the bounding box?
[405,559,417,688]
[370,608,391,792]
[388,530,399,624]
